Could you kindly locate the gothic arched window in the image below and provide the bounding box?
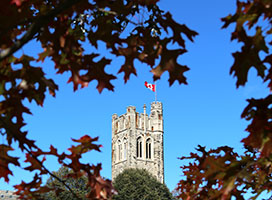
[146,138,152,159]
[123,138,127,160]
[136,137,142,158]
[118,140,122,161]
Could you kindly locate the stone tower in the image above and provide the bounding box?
[111,102,164,183]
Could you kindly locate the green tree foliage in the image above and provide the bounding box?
[0,0,196,199]
[43,166,89,200]
[176,1,272,199]
[113,168,173,200]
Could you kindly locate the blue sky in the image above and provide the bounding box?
[0,0,270,195]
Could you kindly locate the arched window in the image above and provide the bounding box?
[146,138,152,159]
[118,140,122,161]
[136,137,142,158]
[123,138,127,160]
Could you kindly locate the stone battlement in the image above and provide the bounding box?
[112,102,163,134]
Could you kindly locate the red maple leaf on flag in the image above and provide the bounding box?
[145,81,155,92]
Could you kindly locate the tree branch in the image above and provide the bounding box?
[0,0,83,62]
[0,117,82,200]
[23,146,82,200]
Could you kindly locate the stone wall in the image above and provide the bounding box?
[0,190,18,200]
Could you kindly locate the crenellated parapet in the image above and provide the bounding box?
[112,102,163,135]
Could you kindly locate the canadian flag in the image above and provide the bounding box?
[144,81,155,92]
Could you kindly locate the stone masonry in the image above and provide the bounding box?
[0,190,18,200]
[111,102,164,183]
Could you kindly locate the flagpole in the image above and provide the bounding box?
[155,81,157,102]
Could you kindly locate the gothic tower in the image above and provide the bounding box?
[111,102,164,183]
